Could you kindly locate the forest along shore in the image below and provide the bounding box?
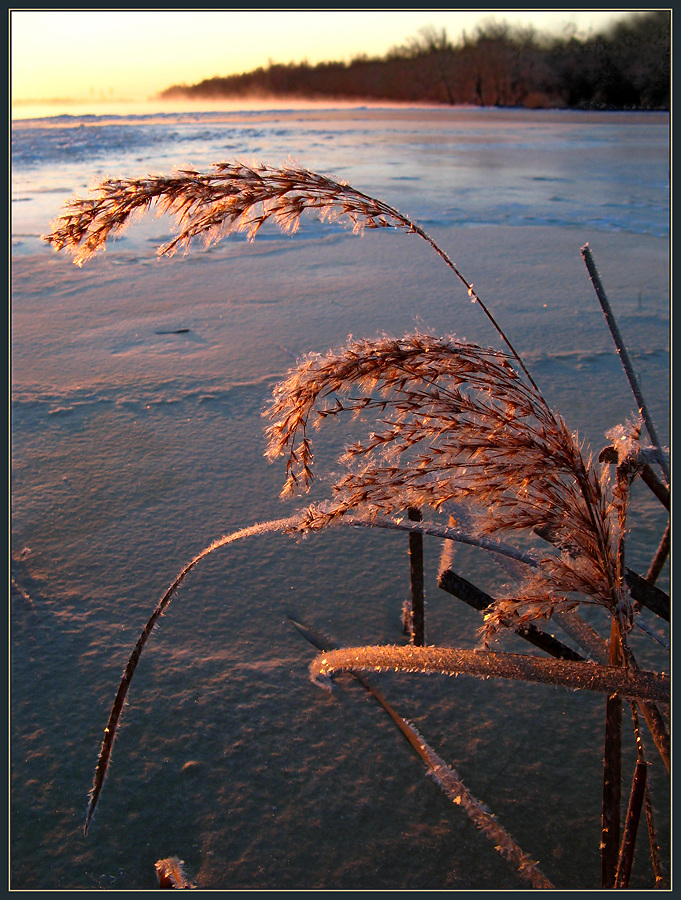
[161,12,669,111]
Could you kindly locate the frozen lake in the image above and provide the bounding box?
[11,104,670,889]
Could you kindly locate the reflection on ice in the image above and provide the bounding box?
[12,107,670,259]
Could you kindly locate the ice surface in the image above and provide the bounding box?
[11,106,670,890]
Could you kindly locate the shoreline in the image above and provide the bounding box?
[12,98,671,123]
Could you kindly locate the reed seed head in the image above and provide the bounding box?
[265,332,643,638]
[43,160,416,265]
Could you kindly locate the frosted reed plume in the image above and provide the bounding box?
[44,160,410,264]
[265,333,641,639]
[155,857,197,889]
[43,159,536,389]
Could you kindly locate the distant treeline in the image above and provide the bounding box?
[161,12,669,110]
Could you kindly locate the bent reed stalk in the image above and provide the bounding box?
[81,510,545,835]
[83,516,302,836]
[308,644,669,703]
[44,160,669,888]
[44,159,538,392]
[290,617,555,889]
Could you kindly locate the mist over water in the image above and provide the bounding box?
[11,105,669,889]
[11,95,424,122]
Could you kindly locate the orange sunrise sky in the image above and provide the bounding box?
[12,9,634,107]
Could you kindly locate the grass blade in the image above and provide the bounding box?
[645,521,670,585]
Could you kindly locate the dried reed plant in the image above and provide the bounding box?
[44,160,536,389]
[44,160,669,889]
[154,856,197,889]
[264,332,638,645]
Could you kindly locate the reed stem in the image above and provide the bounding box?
[310,644,669,703]
[601,618,624,889]
[290,617,555,890]
[407,507,425,646]
[645,521,670,585]
[581,244,669,483]
[614,759,648,888]
[438,568,584,661]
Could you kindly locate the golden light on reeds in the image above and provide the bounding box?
[44,160,669,889]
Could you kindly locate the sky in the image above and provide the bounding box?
[11,9,635,105]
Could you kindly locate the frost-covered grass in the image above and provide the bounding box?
[42,160,670,889]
